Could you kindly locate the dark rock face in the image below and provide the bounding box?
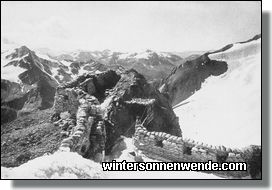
[1,76,56,124]
[160,34,260,107]
[1,80,25,102]
[104,70,181,137]
[1,106,17,124]
[161,54,228,106]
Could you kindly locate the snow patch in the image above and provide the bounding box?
[95,70,102,74]
[134,51,151,59]
[1,152,106,179]
[100,96,113,110]
[1,64,26,83]
[61,60,72,67]
[118,52,130,59]
[78,67,87,76]
[1,54,29,83]
[1,138,222,179]
[107,137,222,179]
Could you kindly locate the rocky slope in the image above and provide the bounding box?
[160,34,261,106]
[1,109,61,167]
[160,54,228,106]
[1,69,181,166]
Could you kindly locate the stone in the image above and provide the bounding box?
[149,135,155,139]
[161,132,167,138]
[72,134,81,139]
[199,149,207,153]
[60,131,69,135]
[62,138,73,145]
[138,129,144,134]
[177,137,182,143]
[60,122,69,131]
[232,148,240,153]
[74,131,84,136]
[221,145,227,151]
[167,136,173,141]
[172,136,178,142]
[228,152,235,157]
[226,148,232,152]
[77,109,87,117]
[192,147,198,152]
[77,119,85,125]
[60,143,71,148]
[59,147,70,152]
[68,125,75,129]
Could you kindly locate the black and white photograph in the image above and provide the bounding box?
[1,1,262,180]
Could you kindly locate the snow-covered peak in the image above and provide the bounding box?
[208,35,261,61]
[118,49,175,60]
[3,46,33,61]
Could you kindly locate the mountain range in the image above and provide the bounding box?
[1,40,204,123]
[1,35,260,124]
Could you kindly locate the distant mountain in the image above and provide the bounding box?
[54,49,185,84]
[0,39,206,124]
[111,50,184,83]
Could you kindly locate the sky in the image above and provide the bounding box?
[1,1,261,52]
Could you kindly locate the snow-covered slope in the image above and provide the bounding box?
[1,138,222,179]
[174,37,261,149]
[1,152,106,179]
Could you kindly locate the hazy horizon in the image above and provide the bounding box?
[1,1,261,52]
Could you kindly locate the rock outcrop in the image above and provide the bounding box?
[52,70,181,161]
[160,54,228,106]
